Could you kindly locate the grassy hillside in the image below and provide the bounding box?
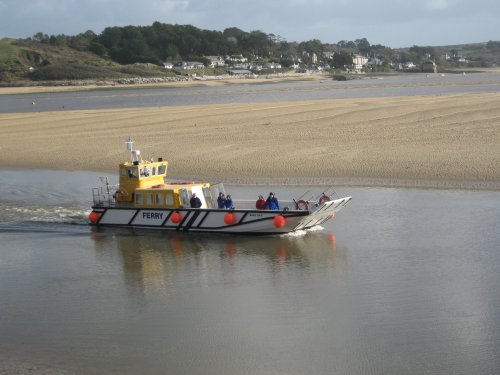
[0,38,175,82]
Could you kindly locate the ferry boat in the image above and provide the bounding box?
[89,138,352,235]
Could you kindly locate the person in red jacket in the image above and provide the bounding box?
[255,195,266,209]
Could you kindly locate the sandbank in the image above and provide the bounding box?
[1,93,500,190]
[0,73,326,95]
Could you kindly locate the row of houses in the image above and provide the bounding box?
[164,53,438,74]
[166,59,283,72]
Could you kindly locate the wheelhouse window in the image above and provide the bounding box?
[135,193,142,205]
[140,167,151,178]
[152,166,156,176]
[158,164,167,175]
[165,192,174,207]
[155,193,163,206]
[128,168,138,179]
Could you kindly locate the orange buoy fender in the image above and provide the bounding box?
[273,215,286,228]
[88,211,100,223]
[171,211,182,224]
[224,212,237,225]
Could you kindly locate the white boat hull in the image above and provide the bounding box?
[91,197,352,235]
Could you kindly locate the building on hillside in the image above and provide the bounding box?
[352,55,368,72]
[205,56,226,68]
[263,62,282,70]
[163,62,174,69]
[228,54,248,63]
[404,62,416,70]
[323,51,334,60]
[174,61,205,70]
[311,53,318,64]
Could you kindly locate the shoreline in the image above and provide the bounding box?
[0,72,329,95]
[2,68,499,96]
[2,166,499,191]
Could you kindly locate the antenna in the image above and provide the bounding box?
[125,137,134,151]
[125,137,140,162]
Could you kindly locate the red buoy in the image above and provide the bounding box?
[273,215,286,228]
[88,211,100,223]
[171,211,182,224]
[224,212,236,225]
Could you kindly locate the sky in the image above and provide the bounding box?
[0,0,499,48]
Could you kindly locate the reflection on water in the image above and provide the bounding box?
[90,228,345,301]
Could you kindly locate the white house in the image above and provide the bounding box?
[205,56,226,68]
[175,61,205,70]
[352,55,368,71]
[228,54,248,63]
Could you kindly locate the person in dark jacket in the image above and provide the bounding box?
[190,193,202,208]
[225,194,235,209]
[217,192,226,209]
[264,192,279,210]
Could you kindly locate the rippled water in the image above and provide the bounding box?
[1,170,500,374]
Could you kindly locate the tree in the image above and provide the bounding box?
[331,51,353,69]
[32,32,49,43]
[89,42,107,56]
[355,38,370,55]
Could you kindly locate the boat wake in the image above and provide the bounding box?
[0,203,88,232]
[280,225,325,238]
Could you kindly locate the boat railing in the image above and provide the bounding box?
[92,185,118,207]
[232,199,302,211]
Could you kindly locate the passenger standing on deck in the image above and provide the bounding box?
[217,192,226,208]
[190,193,202,208]
[225,194,235,209]
[256,195,266,209]
[265,192,280,210]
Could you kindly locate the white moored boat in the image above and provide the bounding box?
[89,139,352,235]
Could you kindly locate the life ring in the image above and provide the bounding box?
[295,200,309,211]
[114,187,129,201]
[318,195,331,205]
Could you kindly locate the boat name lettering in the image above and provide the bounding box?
[142,212,164,219]
[248,213,263,217]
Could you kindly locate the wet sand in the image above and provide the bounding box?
[1,92,500,189]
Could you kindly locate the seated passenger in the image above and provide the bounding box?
[217,192,226,209]
[225,194,234,209]
[190,193,202,208]
[264,192,279,210]
[256,195,266,209]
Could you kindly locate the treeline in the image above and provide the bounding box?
[29,22,397,68]
[29,22,498,69]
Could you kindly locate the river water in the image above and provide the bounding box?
[2,74,500,373]
[2,72,500,113]
[1,169,499,374]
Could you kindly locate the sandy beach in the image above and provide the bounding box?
[1,92,500,189]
